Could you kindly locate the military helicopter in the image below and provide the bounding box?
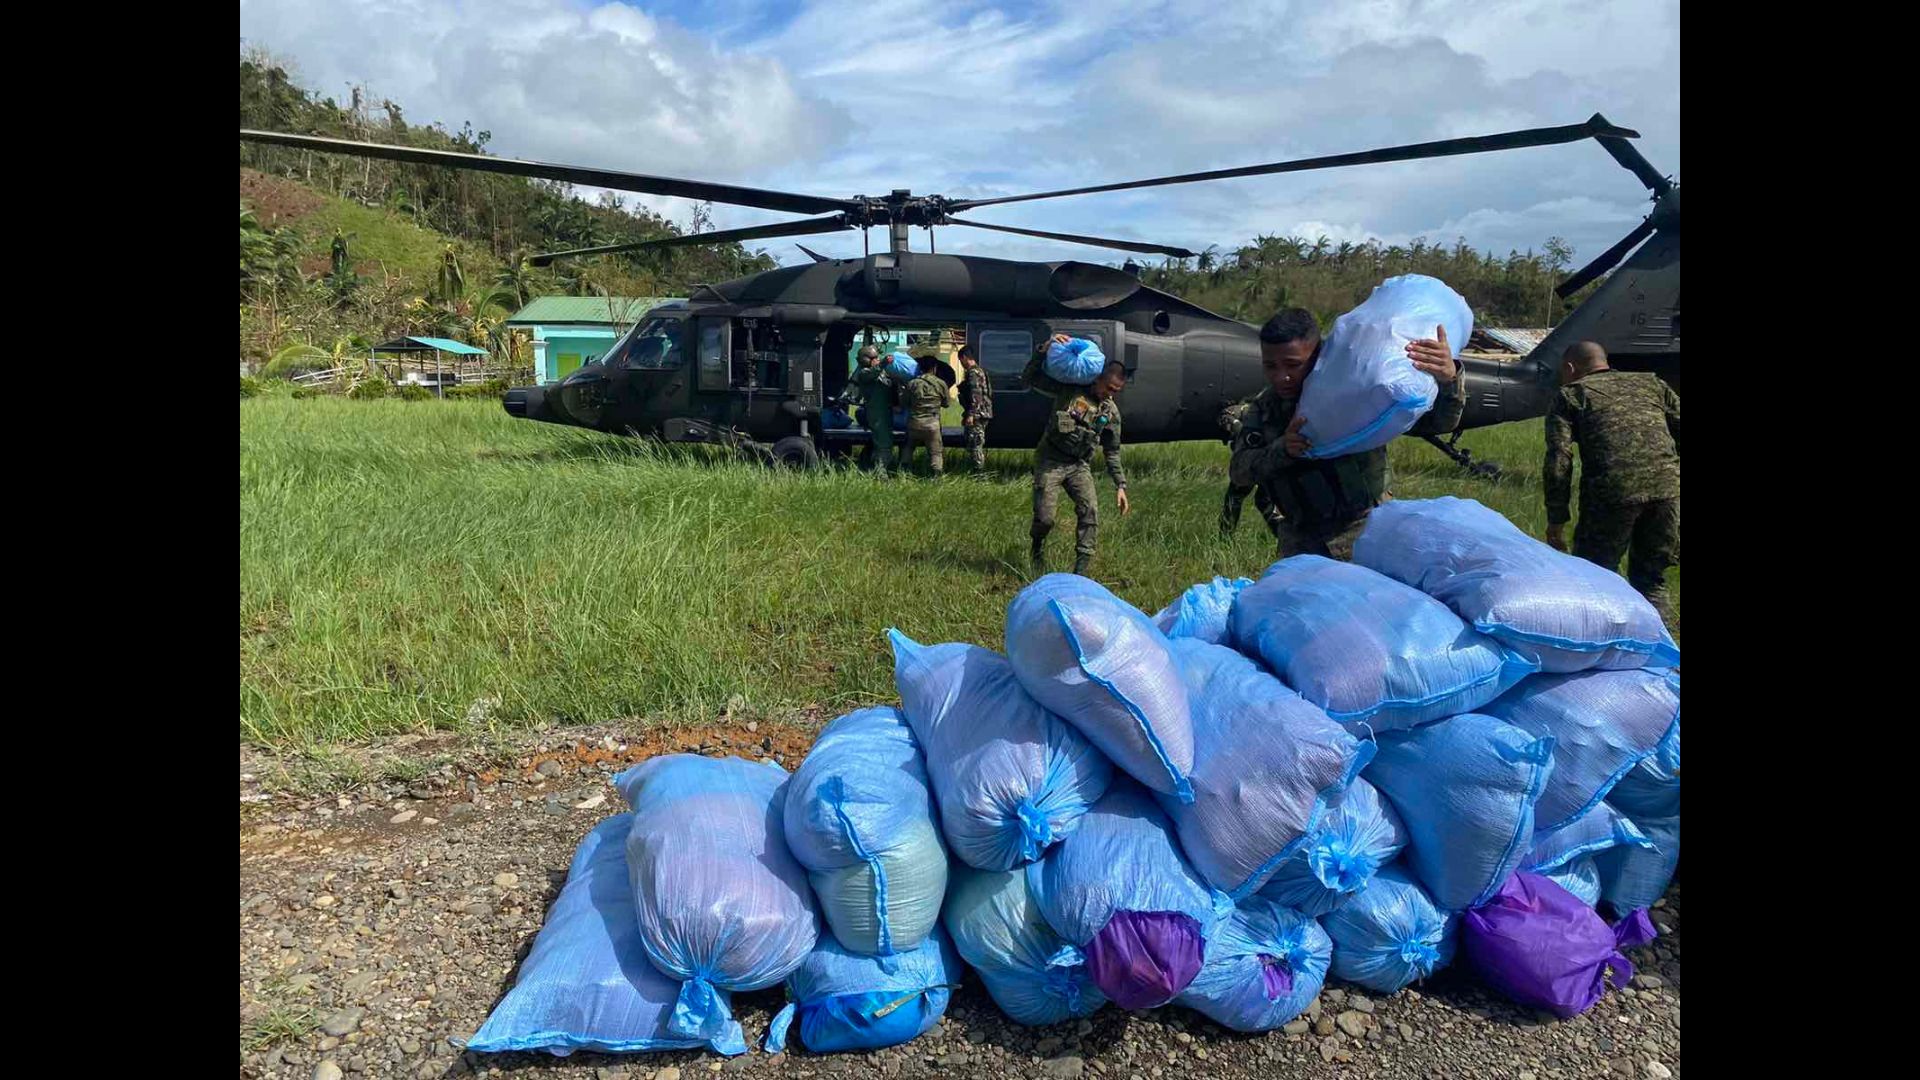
[239,115,1677,472]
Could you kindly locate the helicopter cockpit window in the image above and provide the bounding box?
[976,329,1033,378]
[612,317,684,371]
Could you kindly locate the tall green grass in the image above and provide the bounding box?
[240,399,1678,748]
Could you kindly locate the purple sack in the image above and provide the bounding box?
[1459,871,1635,1018]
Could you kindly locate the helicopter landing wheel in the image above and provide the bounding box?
[770,436,821,470]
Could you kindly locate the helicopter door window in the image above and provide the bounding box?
[695,319,730,391]
[976,329,1033,379]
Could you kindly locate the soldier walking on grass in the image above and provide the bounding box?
[1023,334,1130,577]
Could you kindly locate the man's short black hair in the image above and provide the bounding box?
[958,343,974,360]
[1259,308,1321,346]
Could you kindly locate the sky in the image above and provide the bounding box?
[237,0,1679,268]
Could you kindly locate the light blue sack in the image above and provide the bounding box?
[1297,274,1471,457]
[1596,811,1679,916]
[764,928,962,1054]
[1228,556,1537,733]
[784,706,948,955]
[614,756,820,1054]
[1007,574,1196,801]
[1604,671,1680,821]
[889,629,1113,870]
[1176,897,1330,1032]
[1524,802,1655,909]
[467,814,739,1056]
[1354,497,1680,672]
[1152,577,1254,646]
[1481,668,1680,834]
[886,351,918,380]
[1044,336,1106,384]
[1159,637,1369,898]
[1323,864,1458,994]
[1259,777,1407,917]
[943,865,1108,1027]
[1365,713,1556,911]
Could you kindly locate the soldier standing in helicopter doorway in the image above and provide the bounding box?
[958,344,993,472]
[902,354,951,478]
[841,344,900,478]
[1023,334,1130,577]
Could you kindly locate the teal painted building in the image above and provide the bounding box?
[505,296,683,385]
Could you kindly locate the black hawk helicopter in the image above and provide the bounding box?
[239,115,1677,472]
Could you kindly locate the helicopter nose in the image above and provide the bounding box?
[503,385,550,422]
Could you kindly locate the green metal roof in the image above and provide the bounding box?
[505,296,683,326]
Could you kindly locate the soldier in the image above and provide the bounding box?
[1217,397,1283,539]
[842,344,900,478]
[957,344,994,471]
[1543,341,1681,624]
[1232,307,1464,560]
[1023,334,1131,576]
[902,354,951,478]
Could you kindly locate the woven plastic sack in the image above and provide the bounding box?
[1481,668,1679,834]
[1366,713,1556,911]
[1044,336,1106,384]
[885,351,917,380]
[1297,274,1471,457]
[1323,864,1457,994]
[614,756,819,1053]
[1152,577,1254,646]
[1258,777,1407,917]
[1229,556,1537,733]
[1027,779,1228,1009]
[1596,812,1679,915]
[943,865,1108,1026]
[1604,673,1680,821]
[889,630,1113,870]
[1524,802,1654,909]
[1176,897,1331,1032]
[1159,637,1369,898]
[467,814,737,1056]
[784,706,948,955]
[1460,871,1637,1018]
[1007,574,1196,800]
[1353,497,1680,672]
[763,928,962,1054]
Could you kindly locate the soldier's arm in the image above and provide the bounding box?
[1663,382,1680,456]
[1101,418,1127,488]
[1543,394,1576,525]
[1408,370,1467,437]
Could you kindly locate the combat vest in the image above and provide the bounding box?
[1231,389,1387,528]
[1042,391,1120,463]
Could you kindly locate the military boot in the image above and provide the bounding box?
[1030,539,1046,575]
[1072,553,1091,576]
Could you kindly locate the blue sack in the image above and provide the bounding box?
[1481,668,1680,834]
[1297,274,1471,458]
[468,814,738,1056]
[1353,497,1679,672]
[1323,864,1458,994]
[1259,777,1407,917]
[889,629,1113,870]
[943,865,1108,1026]
[1596,811,1679,916]
[1524,802,1655,909]
[1228,556,1537,733]
[1366,713,1556,911]
[1044,336,1106,384]
[1026,779,1228,1010]
[1177,897,1331,1032]
[1152,577,1254,646]
[764,928,962,1054]
[886,351,918,380]
[1159,637,1369,898]
[614,756,820,1054]
[1604,673,1680,821]
[1007,574,1196,801]
[784,706,948,955]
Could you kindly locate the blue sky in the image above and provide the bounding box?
[239,0,1679,268]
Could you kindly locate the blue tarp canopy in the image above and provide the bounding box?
[373,336,490,356]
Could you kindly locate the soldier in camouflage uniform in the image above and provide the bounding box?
[841,345,900,478]
[957,344,994,471]
[902,355,951,478]
[1543,341,1681,623]
[1217,398,1283,539]
[1231,308,1466,560]
[1023,334,1131,576]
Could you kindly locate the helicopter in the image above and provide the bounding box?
[239,114,1677,473]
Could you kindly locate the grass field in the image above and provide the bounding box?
[240,398,1678,750]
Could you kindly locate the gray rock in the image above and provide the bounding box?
[446,803,477,821]
[1173,1032,1192,1045]
[342,971,379,997]
[399,1039,421,1056]
[536,760,563,777]
[313,1064,344,1080]
[318,1037,341,1052]
[389,809,418,825]
[1633,974,1665,990]
[1282,1020,1309,1036]
[652,1068,681,1080]
[1312,1017,1335,1037]
[1037,1036,1064,1054]
[1324,988,1346,1004]
[1318,1039,1338,1063]
[1646,1065,1672,1079]
[320,1008,365,1037]
[1044,1056,1086,1079]
[937,1054,970,1067]
[1348,993,1374,1014]
[596,1069,630,1080]
[544,803,571,817]
[1336,1011,1369,1038]
[493,872,519,889]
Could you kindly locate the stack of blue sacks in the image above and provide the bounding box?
[472,495,1678,1060]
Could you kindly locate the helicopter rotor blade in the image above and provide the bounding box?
[529,215,854,266]
[239,130,859,217]
[947,115,1641,212]
[795,243,832,263]
[1590,115,1673,194]
[944,217,1199,258]
[1553,216,1657,299]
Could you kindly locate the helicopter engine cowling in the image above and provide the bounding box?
[854,254,1141,315]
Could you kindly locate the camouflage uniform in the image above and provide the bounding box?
[1023,350,1125,575]
[960,364,994,469]
[1545,369,1681,619]
[1217,398,1283,539]
[903,369,950,477]
[1230,375,1465,560]
[845,363,901,477]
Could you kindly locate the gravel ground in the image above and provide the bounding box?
[240,723,1680,1080]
